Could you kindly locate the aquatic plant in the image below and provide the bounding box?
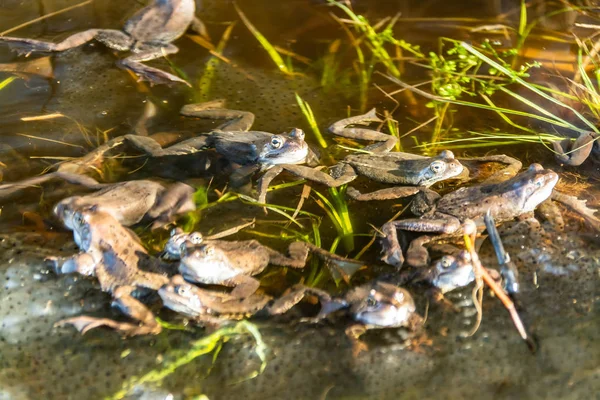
[107,321,267,400]
[235,4,294,75]
[295,93,328,148]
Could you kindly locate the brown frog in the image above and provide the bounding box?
[381,164,559,268]
[270,281,423,353]
[158,275,272,324]
[178,240,363,298]
[0,171,196,229]
[0,0,207,85]
[47,206,169,336]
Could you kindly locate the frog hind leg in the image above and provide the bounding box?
[459,154,523,184]
[302,242,365,280]
[119,44,190,86]
[405,235,435,267]
[328,108,396,153]
[380,217,461,269]
[552,132,597,166]
[268,284,335,315]
[121,133,210,157]
[346,186,421,201]
[0,29,131,56]
[55,286,161,336]
[228,276,261,299]
[180,103,255,132]
[0,171,106,201]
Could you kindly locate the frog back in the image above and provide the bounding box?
[210,240,271,275]
[124,0,195,45]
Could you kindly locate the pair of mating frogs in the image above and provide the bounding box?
[47,204,420,340]
[0,0,207,86]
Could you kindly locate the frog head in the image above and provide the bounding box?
[258,128,310,167]
[350,282,416,328]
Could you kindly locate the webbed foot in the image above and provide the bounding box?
[119,44,190,87]
[0,37,58,56]
[122,62,191,87]
[380,223,405,268]
[345,324,369,357]
[552,132,597,166]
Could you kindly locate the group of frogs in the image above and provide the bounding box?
[0,0,597,350]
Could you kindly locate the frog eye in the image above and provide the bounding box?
[74,212,84,226]
[270,136,284,149]
[365,297,378,307]
[176,285,190,297]
[440,256,453,268]
[430,160,446,174]
[189,233,203,244]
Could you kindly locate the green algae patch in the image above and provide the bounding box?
[106,321,267,400]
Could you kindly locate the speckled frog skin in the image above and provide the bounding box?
[381,163,559,268]
[46,206,169,336]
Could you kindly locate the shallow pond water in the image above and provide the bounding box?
[0,1,598,399]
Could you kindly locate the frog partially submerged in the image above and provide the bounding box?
[0,171,196,229]
[159,275,272,324]
[47,206,170,336]
[270,281,423,353]
[177,239,363,298]
[160,277,422,352]
[0,0,207,85]
[52,101,337,203]
[381,163,559,268]
[258,109,521,204]
[161,221,255,260]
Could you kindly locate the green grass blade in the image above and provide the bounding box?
[461,41,599,133]
[382,74,592,134]
[106,322,266,400]
[295,93,328,148]
[235,4,292,75]
[518,0,527,37]
[0,76,16,91]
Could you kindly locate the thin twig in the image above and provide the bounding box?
[1,0,94,36]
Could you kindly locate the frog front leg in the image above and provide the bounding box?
[380,216,461,268]
[345,324,370,356]
[0,29,133,56]
[56,286,161,336]
[328,108,396,153]
[46,253,97,276]
[552,132,597,166]
[119,44,190,86]
[228,275,261,299]
[256,163,357,205]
